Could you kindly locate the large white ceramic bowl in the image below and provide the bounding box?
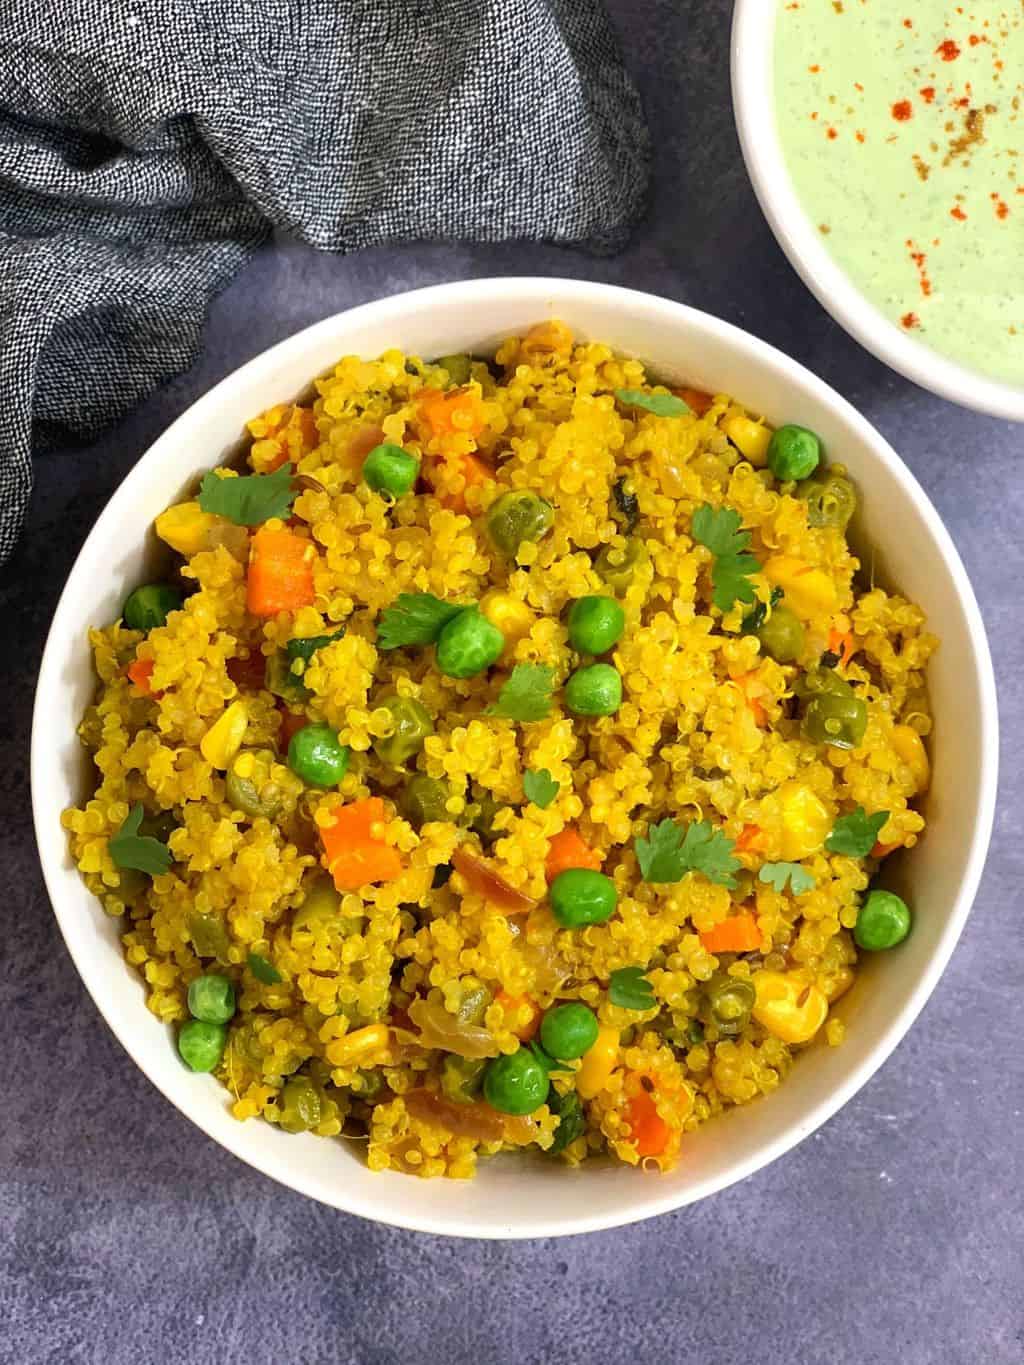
[731,0,1024,423]
[32,278,998,1238]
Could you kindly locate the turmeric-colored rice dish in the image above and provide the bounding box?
[63,321,936,1179]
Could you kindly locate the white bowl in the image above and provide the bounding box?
[731,1,1024,423]
[32,278,998,1238]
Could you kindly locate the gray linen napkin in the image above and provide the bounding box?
[0,0,649,562]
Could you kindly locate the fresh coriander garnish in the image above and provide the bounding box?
[825,807,889,858]
[741,585,783,635]
[758,862,816,896]
[614,388,692,418]
[608,966,656,1011]
[108,804,172,877]
[635,817,740,887]
[376,593,469,650]
[523,768,559,808]
[547,1089,587,1155]
[198,463,297,526]
[247,952,282,985]
[487,664,555,722]
[285,628,345,664]
[691,503,760,612]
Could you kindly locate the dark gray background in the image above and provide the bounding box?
[3,2,1020,1361]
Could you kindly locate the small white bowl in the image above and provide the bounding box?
[32,278,998,1238]
[731,1,1024,423]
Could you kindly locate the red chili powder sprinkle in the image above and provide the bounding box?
[892,100,913,121]
[809,64,820,73]
[950,205,967,220]
[906,240,933,297]
[856,131,866,143]
[904,17,913,28]
[991,194,1009,219]
[827,126,838,139]
[920,86,936,103]
[937,39,961,62]
[969,34,983,46]
[901,313,920,330]
[854,82,864,92]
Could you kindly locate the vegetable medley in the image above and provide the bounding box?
[63,322,936,1178]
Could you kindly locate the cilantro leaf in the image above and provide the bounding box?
[741,586,783,635]
[691,503,761,612]
[523,768,559,808]
[758,862,816,896]
[547,1089,587,1155]
[635,817,739,887]
[376,594,469,650]
[609,966,656,1011]
[285,628,345,664]
[825,807,889,858]
[614,388,692,418]
[108,803,172,877]
[247,952,282,984]
[487,664,555,722]
[198,463,297,526]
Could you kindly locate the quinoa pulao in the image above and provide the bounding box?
[63,322,935,1178]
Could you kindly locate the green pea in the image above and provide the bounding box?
[482,1048,549,1115]
[800,668,867,750]
[435,610,504,679]
[178,1019,227,1072]
[354,1069,385,1100]
[550,868,617,928]
[362,443,420,500]
[798,470,857,530]
[539,1002,599,1060]
[288,723,350,787]
[372,695,434,765]
[123,584,182,632]
[264,651,310,705]
[767,424,822,482]
[436,353,473,385]
[225,748,284,819]
[485,490,555,558]
[187,973,236,1025]
[567,596,625,655]
[401,774,451,827]
[188,911,231,962]
[855,890,911,950]
[440,1055,487,1105]
[565,663,622,717]
[278,1075,323,1133]
[594,535,650,595]
[702,974,755,1037]
[756,604,805,663]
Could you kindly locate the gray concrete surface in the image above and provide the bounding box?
[2,2,1021,1361]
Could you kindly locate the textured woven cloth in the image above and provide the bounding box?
[0,0,649,562]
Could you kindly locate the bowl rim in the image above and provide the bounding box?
[31,277,1000,1237]
[730,0,1024,424]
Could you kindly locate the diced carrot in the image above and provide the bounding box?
[624,1088,671,1158]
[828,627,856,669]
[277,705,308,749]
[735,671,768,727]
[126,657,156,695]
[545,827,602,882]
[321,797,404,893]
[425,452,493,514]
[247,527,315,617]
[872,841,900,859]
[451,846,536,914]
[496,990,541,1041]
[227,651,267,691]
[699,913,763,955]
[674,387,715,417]
[248,403,319,472]
[735,823,764,854]
[417,387,486,440]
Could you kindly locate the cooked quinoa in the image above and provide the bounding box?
[63,321,936,1179]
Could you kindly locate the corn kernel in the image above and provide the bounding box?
[154,501,219,557]
[722,415,772,466]
[752,971,828,1044]
[325,1023,390,1066]
[576,1025,620,1099]
[779,780,832,860]
[891,725,930,793]
[200,701,249,769]
[763,555,838,619]
[479,589,535,651]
